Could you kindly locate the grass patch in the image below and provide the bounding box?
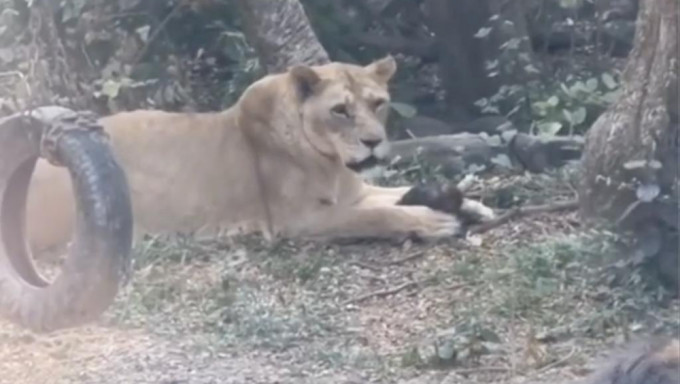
[447,230,677,345]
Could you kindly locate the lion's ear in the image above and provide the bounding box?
[365,55,397,83]
[289,65,321,99]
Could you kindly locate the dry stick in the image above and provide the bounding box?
[468,200,579,235]
[381,250,425,266]
[534,345,578,375]
[349,260,383,272]
[131,1,185,66]
[342,280,422,306]
[452,366,513,375]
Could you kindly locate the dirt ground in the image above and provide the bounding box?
[1,173,678,384]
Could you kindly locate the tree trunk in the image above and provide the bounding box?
[579,0,678,290]
[235,0,330,73]
[424,0,537,122]
[579,0,678,223]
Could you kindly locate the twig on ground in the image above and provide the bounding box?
[382,251,425,266]
[452,366,513,375]
[342,279,423,305]
[349,260,383,271]
[445,281,471,291]
[468,200,579,234]
[535,345,578,375]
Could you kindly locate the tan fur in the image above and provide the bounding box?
[655,339,680,364]
[26,57,494,251]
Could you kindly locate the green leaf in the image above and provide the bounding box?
[637,183,660,202]
[60,0,87,22]
[474,27,493,39]
[524,64,541,74]
[482,105,500,114]
[136,25,151,43]
[479,328,501,343]
[101,80,122,99]
[436,340,456,361]
[547,96,559,107]
[572,107,587,125]
[390,102,417,118]
[485,60,499,70]
[537,121,563,136]
[500,38,521,50]
[585,78,599,92]
[532,101,550,116]
[602,73,618,89]
[623,159,648,170]
[491,154,513,169]
[570,81,587,94]
[559,0,581,7]
[560,83,573,97]
[474,98,489,108]
[562,109,573,124]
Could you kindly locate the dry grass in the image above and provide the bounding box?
[0,168,677,384]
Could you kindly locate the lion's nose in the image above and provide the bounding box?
[361,138,383,149]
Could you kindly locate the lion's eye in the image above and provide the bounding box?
[331,104,350,118]
[372,98,387,111]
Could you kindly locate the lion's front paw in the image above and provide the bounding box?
[410,207,463,239]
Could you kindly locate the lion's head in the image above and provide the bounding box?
[287,56,397,172]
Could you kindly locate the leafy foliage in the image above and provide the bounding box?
[0,0,262,113]
[472,0,627,137]
[529,73,621,136]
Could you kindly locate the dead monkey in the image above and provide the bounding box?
[397,183,464,216]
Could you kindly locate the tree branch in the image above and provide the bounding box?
[468,200,579,234]
[348,32,438,60]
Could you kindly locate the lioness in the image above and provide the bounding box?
[26,56,493,251]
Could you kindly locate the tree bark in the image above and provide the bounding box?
[579,0,678,224]
[579,0,678,290]
[235,0,330,73]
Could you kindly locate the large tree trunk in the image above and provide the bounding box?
[235,0,330,72]
[424,0,538,122]
[579,0,678,288]
[580,0,677,222]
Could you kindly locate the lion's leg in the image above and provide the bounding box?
[360,184,495,221]
[358,185,411,206]
[302,204,462,240]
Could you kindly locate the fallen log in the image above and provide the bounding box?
[388,131,584,176]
